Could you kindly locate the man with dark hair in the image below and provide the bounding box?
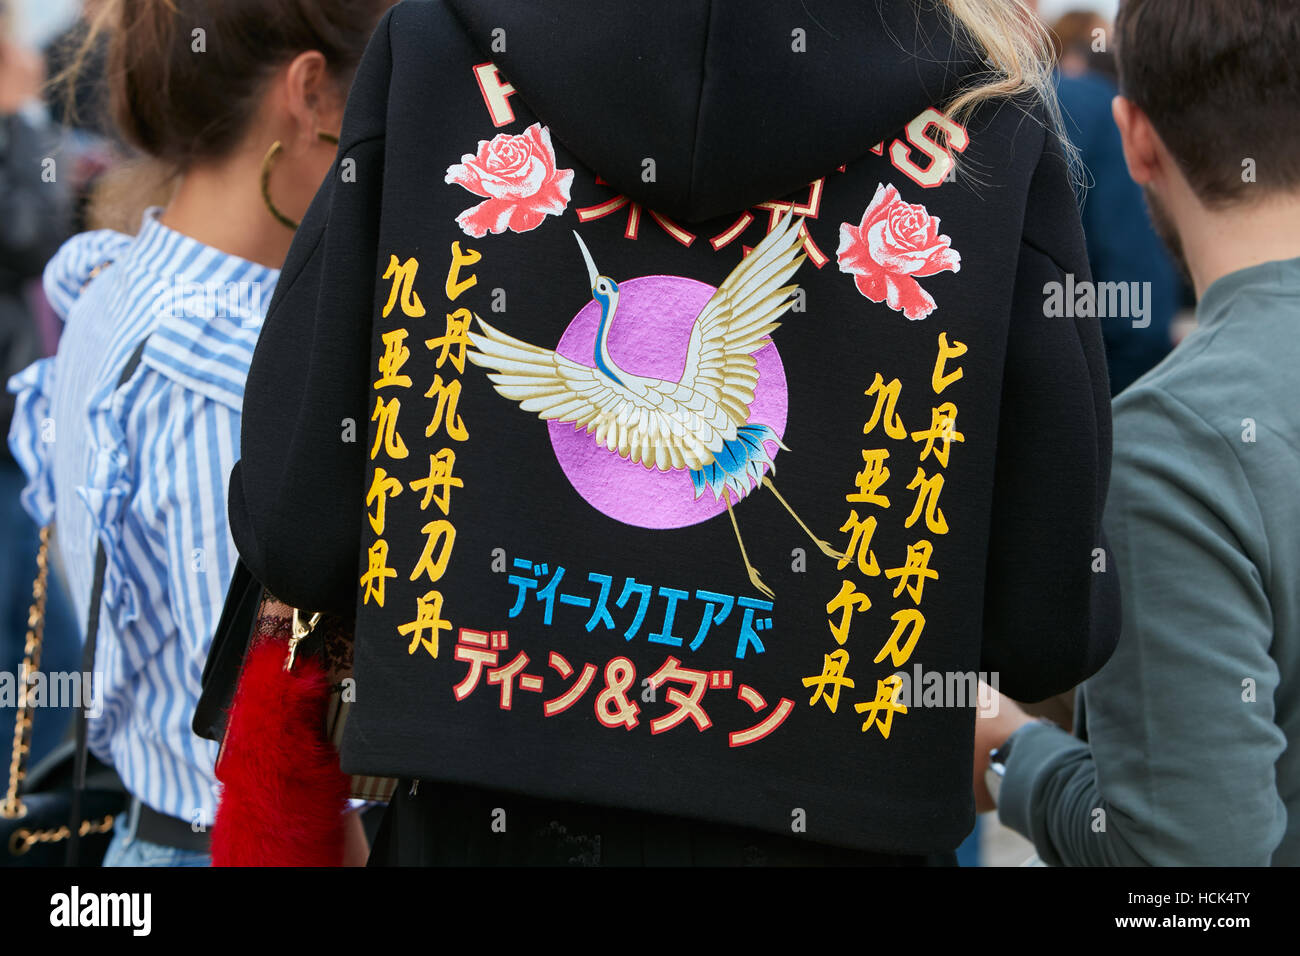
[975,0,1300,865]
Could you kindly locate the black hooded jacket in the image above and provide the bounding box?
[229,0,1119,855]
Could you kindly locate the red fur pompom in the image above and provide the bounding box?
[212,637,350,866]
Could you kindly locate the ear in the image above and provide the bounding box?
[1111,95,1163,187]
[282,50,331,146]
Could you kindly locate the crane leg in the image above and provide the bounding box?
[724,489,774,599]
[762,477,847,562]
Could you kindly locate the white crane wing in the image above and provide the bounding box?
[678,210,807,422]
[466,317,738,472]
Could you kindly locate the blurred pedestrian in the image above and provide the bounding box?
[1050,9,1114,82]
[1051,9,1183,396]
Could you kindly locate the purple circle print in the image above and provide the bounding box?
[547,274,789,530]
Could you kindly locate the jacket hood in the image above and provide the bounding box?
[443,0,986,223]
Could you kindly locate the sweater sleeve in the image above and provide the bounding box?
[998,388,1286,865]
[979,130,1121,702]
[228,8,395,614]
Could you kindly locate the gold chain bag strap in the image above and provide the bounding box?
[1,526,118,861]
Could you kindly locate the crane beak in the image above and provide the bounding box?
[573,230,600,288]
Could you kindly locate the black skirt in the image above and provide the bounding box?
[368,779,958,866]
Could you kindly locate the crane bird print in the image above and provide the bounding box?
[465,210,843,598]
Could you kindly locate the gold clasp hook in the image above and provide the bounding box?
[286,609,321,671]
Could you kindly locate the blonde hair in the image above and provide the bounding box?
[928,0,1080,181]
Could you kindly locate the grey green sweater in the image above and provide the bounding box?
[1000,257,1300,865]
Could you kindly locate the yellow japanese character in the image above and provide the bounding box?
[932,332,967,394]
[904,467,948,535]
[885,540,939,604]
[803,648,855,713]
[864,373,906,439]
[446,241,481,301]
[399,590,452,659]
[847,448,891,507]
[426,308,474,374]
[365,466,403,535]
[410,519,456,584]
[424,375,468,442]
[409,449,463,515]
[374,328,413,390]
[381,255,425,319]
[874,608,926,668]
[826,578,871,646]
[360,539,397,607]
[855,675,908,739]
[910,402,964,468]
[837,510,880,576]
[370,396,409,460]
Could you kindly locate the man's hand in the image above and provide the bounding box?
[973,684,1034,813]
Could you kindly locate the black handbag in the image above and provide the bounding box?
[193,557,263,744]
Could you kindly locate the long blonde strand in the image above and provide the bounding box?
[930,0,1080,183]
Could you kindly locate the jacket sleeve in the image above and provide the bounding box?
[228,9,395,614]
[979,129,1121,702]
[998,388,1287,865]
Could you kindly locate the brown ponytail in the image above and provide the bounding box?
[83,0,389,171]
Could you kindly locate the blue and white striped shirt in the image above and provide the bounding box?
[7,208,278,826]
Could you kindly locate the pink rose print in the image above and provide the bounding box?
[836,182,961,321]
[445,122,575,238]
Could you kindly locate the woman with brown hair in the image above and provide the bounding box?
[6,0,389,865]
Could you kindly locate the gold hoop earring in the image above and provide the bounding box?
[260,130,341,231]
[260,140,297,231]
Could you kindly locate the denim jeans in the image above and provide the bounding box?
[101,800,210,867]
